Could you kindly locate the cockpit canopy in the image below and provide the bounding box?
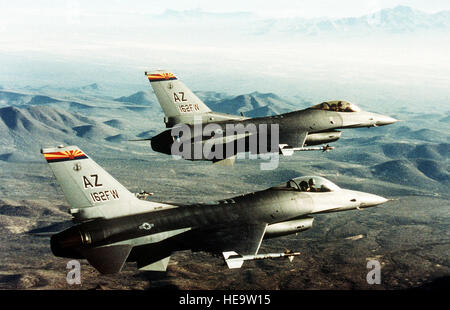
[311,100,361,112]
[272,176,341,193]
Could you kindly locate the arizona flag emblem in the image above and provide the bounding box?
[43,149,88,163]
[146,72,177,82]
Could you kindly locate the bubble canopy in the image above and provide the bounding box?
[311,100,361,112]
[272,176,341,192]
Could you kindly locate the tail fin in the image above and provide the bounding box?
[145,70,211,127]
[42,145,159,221]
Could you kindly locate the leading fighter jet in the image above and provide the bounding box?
[36,145,389,274]
[138,71,398,164]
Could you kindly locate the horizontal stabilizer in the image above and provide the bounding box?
[138,256,171,272]
[213,155,236,166]
[81,244,132,274]
[222,251,244,269]
[128,137,152,142]
[27,220,73,237]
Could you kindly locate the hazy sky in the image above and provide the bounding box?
[1,0,450,19]
[144,0,449,17]
[0,0,449,105]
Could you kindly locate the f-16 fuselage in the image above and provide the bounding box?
[150,104,398,159]
[143,71,398,162]
[53,179,386,252]
[49,168,388,273]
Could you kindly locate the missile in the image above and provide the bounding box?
[279,144,334,156]
[223,250,301,269]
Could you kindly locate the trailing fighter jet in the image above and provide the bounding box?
[36,145,389,274]
[137,71,398,164]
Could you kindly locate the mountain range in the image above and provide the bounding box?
[0,87,448,193]
[152,6,450,36]
[113,90,300,117]
[254,6,450,36]
[204,92,301,117]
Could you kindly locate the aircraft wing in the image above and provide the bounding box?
[111,223,268,272]
[280,130,308,148]
[278,130,309,156]
[186,223,268,256]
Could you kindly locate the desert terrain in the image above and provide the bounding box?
[0,84,448,289]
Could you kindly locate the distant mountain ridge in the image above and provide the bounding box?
[79,83,101,91]
[138,6,450,36]
[154,6,450,33]
[114,91,155,106]
[201,91,301,117]
[0,105,123,161]
[0,91,33,106]
[21,83,105,95]
[111,89,302,117]
[0,86,448,192]
[0,105,92,138]
[256,6,450,36]
[157,9,253,20]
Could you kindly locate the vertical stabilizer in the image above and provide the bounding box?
[145,70,211,127]
[42,145,172,221]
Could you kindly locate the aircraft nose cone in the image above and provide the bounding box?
[375,115,398,126]
[359,193,388,208]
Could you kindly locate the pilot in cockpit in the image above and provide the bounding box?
[284,177,334,193]
[320,184,331,192]
[308,178,317,192]
[312,101,361,113]
[299,181,308,191]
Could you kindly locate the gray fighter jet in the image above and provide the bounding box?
[139,71,398,164]
[38,145,389,274]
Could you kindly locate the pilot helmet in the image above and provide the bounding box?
[299,181,308,191]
